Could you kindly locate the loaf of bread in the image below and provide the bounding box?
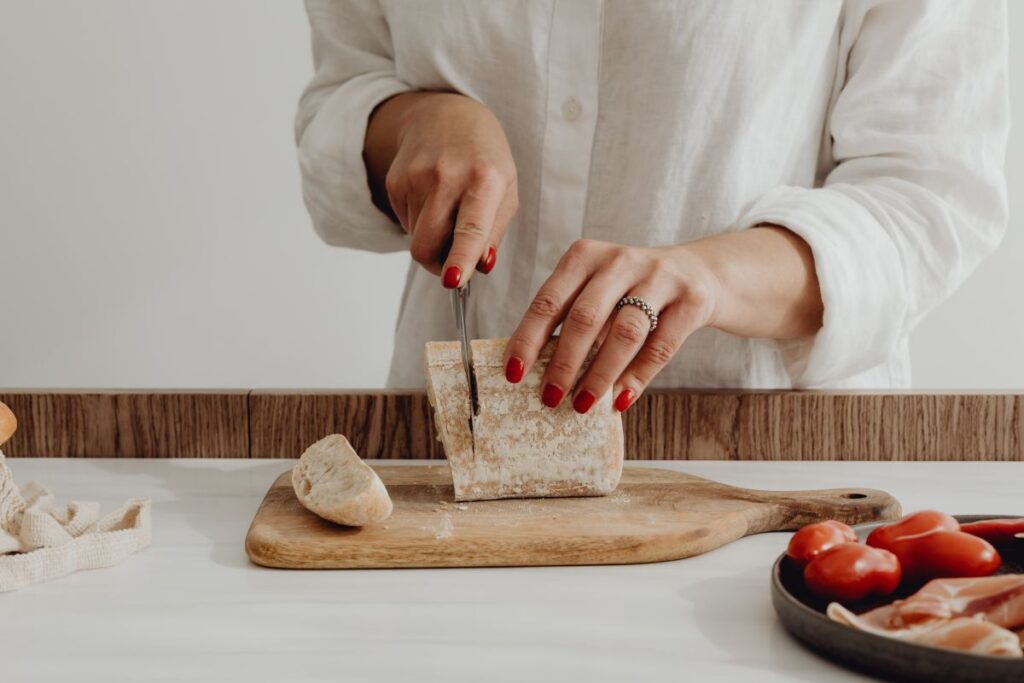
[425,337,624,502]
[292,434,393,526]
[0,401,16,448]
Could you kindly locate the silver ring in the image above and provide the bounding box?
[616,296,659,332]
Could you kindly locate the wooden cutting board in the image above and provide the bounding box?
[247,466,905,569]
[245,465,901,569]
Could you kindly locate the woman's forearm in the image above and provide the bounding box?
[686,225,823,340]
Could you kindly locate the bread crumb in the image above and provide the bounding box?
[434,513,454,540]
[455,503,469,511]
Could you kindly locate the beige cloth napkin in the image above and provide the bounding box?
[0,451,151,592]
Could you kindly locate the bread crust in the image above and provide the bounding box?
[425,337,624,501]
[0,401,16,448]
[292,434,393,526]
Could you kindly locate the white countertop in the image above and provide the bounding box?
[2,458,1021,683]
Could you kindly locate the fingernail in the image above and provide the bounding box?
[478,246,497,274]
[542,383,564,408]
[443,265,462,289]
[505,357,525,384]
[614,389,636,412]
[573,390,596,414]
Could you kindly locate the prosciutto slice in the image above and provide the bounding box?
[827,574,1024,658]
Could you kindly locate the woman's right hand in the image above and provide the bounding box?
[364,91,519,287]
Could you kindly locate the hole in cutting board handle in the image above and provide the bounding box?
[841,493,868,499]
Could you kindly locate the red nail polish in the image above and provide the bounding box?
[505,357,525,384]
[573,390,596,414]
[479,246,497,274]
[542,384,564,408]
[443,265,462,289]
[614,389,636,412]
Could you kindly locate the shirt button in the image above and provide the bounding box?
[561,96,582,122]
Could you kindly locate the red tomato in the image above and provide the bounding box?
[887,530,1002,581]
[787,521,858,567]
[803,543,902,602]
[866,510,959,550]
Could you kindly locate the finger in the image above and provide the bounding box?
[612,303,703,412]
[593,315,614,347]
[542,271,632,410]
[503,242,601,386]
[409,188,459,277]
[476,184,518,275]
[386,176,410,233]
[401,174,427,240]
[571,290,671,414]
[442,170,504,288]
[403,192,422,241]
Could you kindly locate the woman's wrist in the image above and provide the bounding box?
[680,225,823,340]
[392,92,464,143]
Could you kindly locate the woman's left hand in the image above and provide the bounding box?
[502,227,824,414]
[502,239,719,414]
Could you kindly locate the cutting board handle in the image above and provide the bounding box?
[737,486,902,535]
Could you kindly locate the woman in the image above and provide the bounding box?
[296,1,1007,411]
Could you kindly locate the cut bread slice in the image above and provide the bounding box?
[425,337,624,502]
[0,401,15,448]
[292,434,393,526]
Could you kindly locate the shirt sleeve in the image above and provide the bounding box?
[295,0,412,253]
[736,0,1009,387]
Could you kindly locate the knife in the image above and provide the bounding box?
[450,281,480,445]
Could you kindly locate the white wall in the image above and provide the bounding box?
[0,1,1022,389]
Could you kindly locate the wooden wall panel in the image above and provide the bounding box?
[725,392,1024,461]
[1,390,1021,460]
[249,391,443,459]
[249,390,1024,461]
[0,391,249,458]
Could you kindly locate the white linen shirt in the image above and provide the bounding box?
[296,0,1008,390]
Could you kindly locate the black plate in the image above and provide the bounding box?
[772,515,1024,683]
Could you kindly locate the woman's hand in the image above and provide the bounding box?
[503,227,824,412]
[503,240,718,414]
[364,91,518,287]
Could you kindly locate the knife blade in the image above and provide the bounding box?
[450,281,480,445]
